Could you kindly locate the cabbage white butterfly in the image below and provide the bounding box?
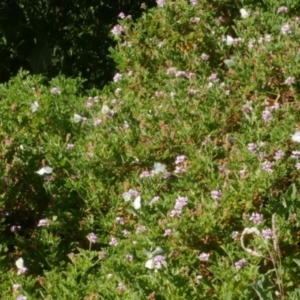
[31,101,39,112]
[226,35,234,46]
[16,258,27,275]
[101,104,110,115]
[291,131,300,143]
[132,196,141,210]
[144,247,164,269]
[74,114,83,123]
[36,166,53,175]
[240,8,250,19]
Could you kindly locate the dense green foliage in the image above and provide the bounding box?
[0,0,156,88]
[2,0,300,299]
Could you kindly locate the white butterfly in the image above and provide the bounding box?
[16,258,27,275]
[101,104,110,115]
[152,162,166,174]
[240,8,250,19]
[74,114,83,123]
[31,101,39,112]
[36,166,53,175]
[226,35,234,46]
[224,57,235,67]
[122,192,131,202]
[144,247,164,269]
[291,131,300,143]
[132,196,141,210]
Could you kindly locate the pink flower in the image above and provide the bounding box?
[109,237,118,246]
[262,228,273,239]
[262,109,272,121]
[174,196,188,210]
[87,232,98,244]
[284,76,295,85]
[13,283,21,291]
[201,53,209,60]
[169,209,182,218]
[50,87,61,95]
[16,296,27,300]
[277,6,288,13]
[281,24,292,35]
[149,196,160,205]
[125,254,134,262]
[164,229,174,236]
[261,161,274,173]
[11,225,21,232]
[235,258,247,270]
[274,150,284,160]
[37,219,50,227]
[118,12,125,19]
[175,155,186,164]
[247,143,257,153]
[67,143,75,150]
[156,0,165,7]
[115,217,125,225]
[93,119,102,126]
[199,252,210,261]
[249,212,263,224]
[136,225,147,234]
[211,190,222,200]
[113,73,122,82]
[111,25,124,36]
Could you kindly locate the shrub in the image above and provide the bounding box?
[2,0,300,299]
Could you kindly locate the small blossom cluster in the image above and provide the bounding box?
[166,67,196,80]
[235,258,247,270]
[111,25,124,36]
[249,212,263,224]
[169,196,188,218]
[247,34,272,49]
[174,155,186,174]
[85,96,99,108]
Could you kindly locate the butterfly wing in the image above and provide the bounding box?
[16,258,24,269]
[132,196,141,210]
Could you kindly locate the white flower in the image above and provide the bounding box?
[240,8,250,19]
[31,101,39,112]
[291,131,300,143]
[36,166,53,175]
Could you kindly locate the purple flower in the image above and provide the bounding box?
[11,225,21,232]
[249,212,263,224]
[93,118,102,126]
[125,254,134,262]
[175,155,186,164]
[164,229,174,236]
[262,109,272,122]
[208,73,219,82]
[16,296,27,300]
[136,225,147,234]
[166,67,177,75]
[169,209,182,218]
[37,219,50,227]
[247,143,257,153]
[201,53,209,60]
[153,255,167,268]
[281,24,292,35]
[296,162,300,170]
[156,0,165,6]
[121,229,130,236]
[284,77,295,85]
[118,12,125,19]
[149,196,160,205]
[277,6,288,13]
[117,283,126,292]
[235,258,247,270]
[231,231,239,239]
[190,0,198,4]
[211,190,222,200]
[13,283,21,291]
[174,196,188,210]
[111,25,124,36]
[190,17,200,23]
[87,232,98,244]
[199,252,210,261]
[109,237,118,246]
[140,170,151,178]
[50,87,61,95]
[67,143,75,150]
[113,73,122,82]
[274,150,284,160]
[262,228,273,239]
[195,275,203,284]
[175,70,186,78]
[261,161,274,173]
[115,217,124,225]
[291,151,300,158]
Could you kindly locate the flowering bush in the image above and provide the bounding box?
[2,0,300,299]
